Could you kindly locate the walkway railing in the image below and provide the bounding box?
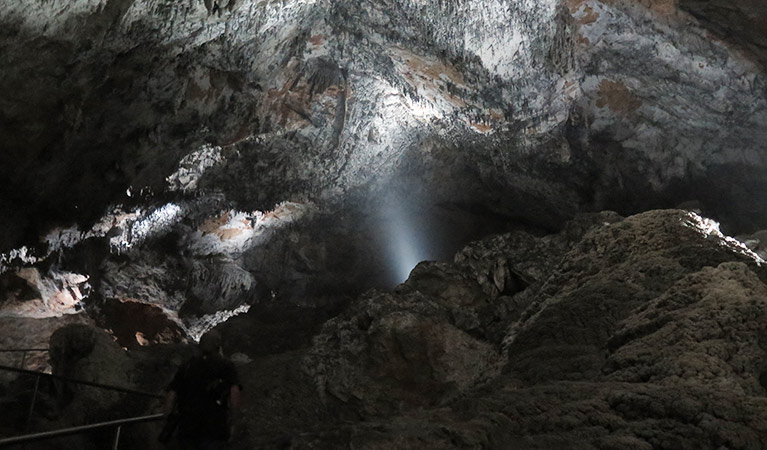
[0,361,164,449]
[0,348,52,434]
[0,413,164,449]
[0,365,162,399]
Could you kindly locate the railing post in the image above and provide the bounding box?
[25,374,40,432]
[20,350,27,370]
[0,363,166,448]
[113,425,122,450]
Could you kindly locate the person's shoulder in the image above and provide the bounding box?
[197,353,231,368]
[214,355,237,370]
[182,354,210,374]
[212,355,239,377]
[187,355,206,368]
[178,356,198,372]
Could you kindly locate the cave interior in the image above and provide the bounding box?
[1,0,767,449]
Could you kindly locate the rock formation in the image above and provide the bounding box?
[4,208,767,448]
[223,210,767,449]
[1,0,766,322]
[1,0,767,448]
[1,0,766,262]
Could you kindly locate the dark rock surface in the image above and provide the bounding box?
[220,209,767,449]
[1,0,766,293]
[4,209,767,449]
[1,0,766,348]
[1,0,767,447]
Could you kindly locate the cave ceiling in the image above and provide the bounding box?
[0,0,766,323]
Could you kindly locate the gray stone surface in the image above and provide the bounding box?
[1,0,766,325]
[4,209,767,449]
[222,210,767,449]
[0,0,765,259]
[1,0,767,446]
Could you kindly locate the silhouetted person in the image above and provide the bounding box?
[163,330,241,449]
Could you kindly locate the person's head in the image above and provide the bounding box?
[199,329,222,356]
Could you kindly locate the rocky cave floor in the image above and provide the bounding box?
[4,208,767,450]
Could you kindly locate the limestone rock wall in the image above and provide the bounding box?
[2,0,765,336]
[0,0,765,256]
[1,0,767,441]
[5,209,767,449]
[271,209,767,449]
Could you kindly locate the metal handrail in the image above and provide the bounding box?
[0,349,49,352]
[0,365,162,399]
[0,362,165,449]
[0,413,164,448]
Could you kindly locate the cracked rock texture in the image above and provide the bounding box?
[1,0,767,447]
[2,0,766,329]
[5,209,767,450]
[224,209,767,449]
[1,0,767,324]
[0,0,766,258]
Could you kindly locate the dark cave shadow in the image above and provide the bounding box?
[0,14,261,253]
